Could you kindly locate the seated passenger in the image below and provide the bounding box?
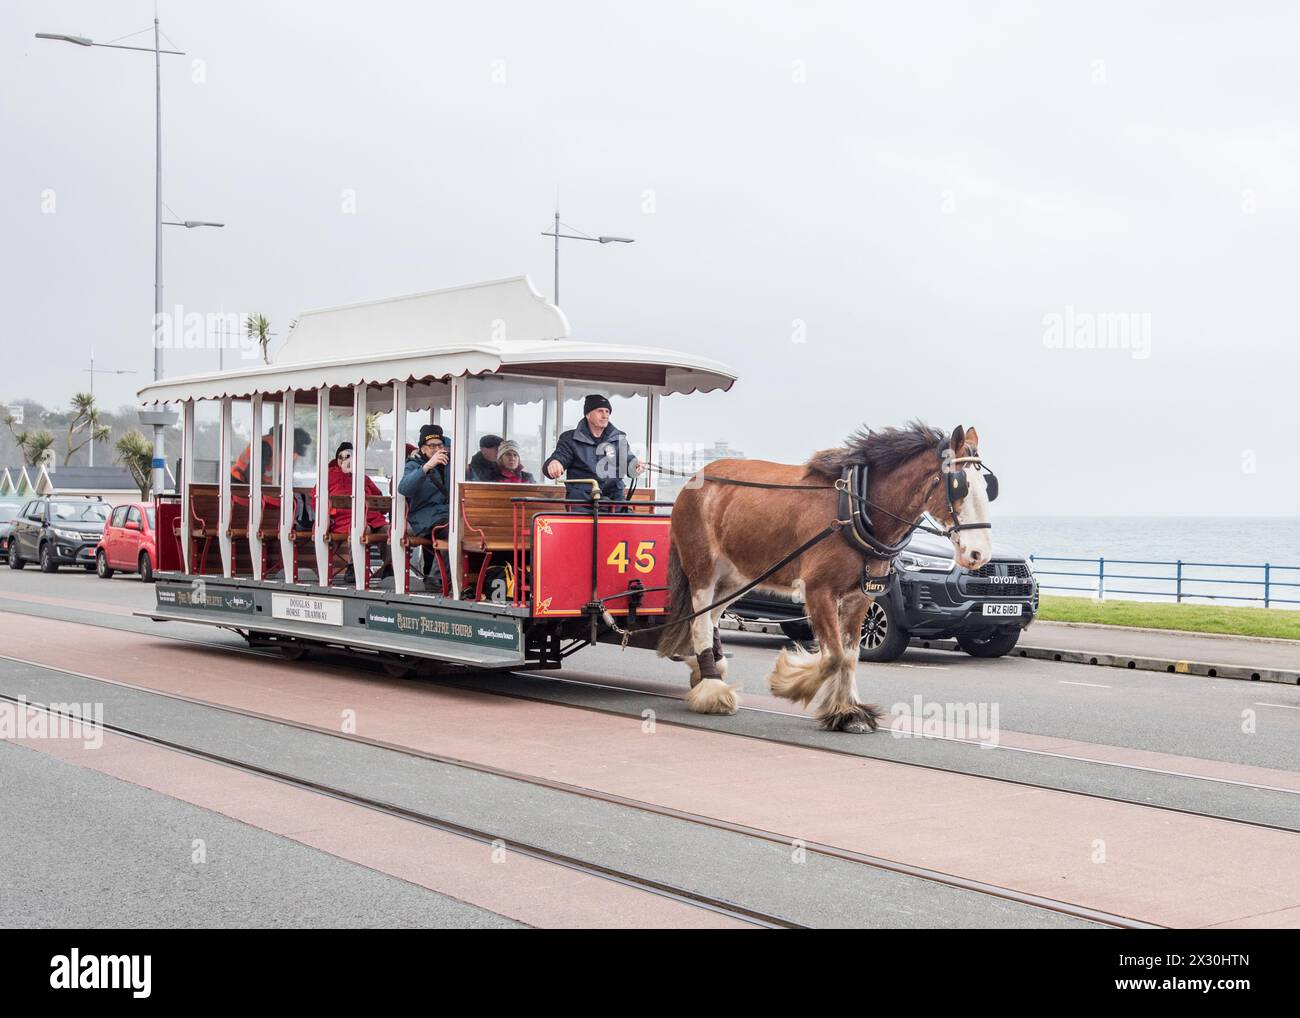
[233,427,310,484]
[321,442,390,585]
[399,425,451,590]
[468,434,502,481]
[399,424,450,533]
[495,440,534,483]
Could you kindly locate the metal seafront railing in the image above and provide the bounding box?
[1029,556,1300,608]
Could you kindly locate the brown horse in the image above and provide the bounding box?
[657,423,995,731]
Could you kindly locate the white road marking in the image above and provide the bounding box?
[1059,680,1112,689]
[1254,702,1300,711]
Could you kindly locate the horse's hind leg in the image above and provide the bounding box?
[684,580,740,715]
[815,592,885,733]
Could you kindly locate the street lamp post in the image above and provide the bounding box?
[36,22,223,495]
[540,207,634,305]
[84,350,137,467]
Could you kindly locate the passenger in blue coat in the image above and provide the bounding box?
[399,424,451,535]
[544,394,644,503]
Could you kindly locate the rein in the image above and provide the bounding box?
[647,459,963,543]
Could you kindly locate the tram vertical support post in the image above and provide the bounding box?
[180,399,194,574]
[313,388,330,585]
[449,376,469,599]
[554,380,565,452]
[249,393,264,580]
[646,390,660,484]
[218,397,233,578]
[391,382,408,595]
[279,390,296,580]
[350,385,367,589]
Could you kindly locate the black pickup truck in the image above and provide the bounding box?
[729,530,1038,661]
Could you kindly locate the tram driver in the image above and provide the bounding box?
[544,394,643,505]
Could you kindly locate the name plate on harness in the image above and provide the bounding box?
[861,569,896,598]
[272,592,343,627]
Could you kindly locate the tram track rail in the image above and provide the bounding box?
[0,692,794,930]
[1,664,1155,929]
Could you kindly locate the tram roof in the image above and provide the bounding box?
[137,276,736,405]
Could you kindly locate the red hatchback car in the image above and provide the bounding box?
[96,502,158,582]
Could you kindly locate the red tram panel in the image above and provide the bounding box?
[531,513,672,617]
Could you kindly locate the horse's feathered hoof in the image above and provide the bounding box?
[685,678,740,715]
[818,703,885,733]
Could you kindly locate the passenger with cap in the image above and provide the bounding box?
[468,434,503,481]
[399,425,451,532]
[544,394,643,503]
[399,424,451,589]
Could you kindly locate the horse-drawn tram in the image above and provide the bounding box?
[136,276,736,676]
[139,274,998,731]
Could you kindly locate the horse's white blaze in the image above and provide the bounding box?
[951,466,994,569]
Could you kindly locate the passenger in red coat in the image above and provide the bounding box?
[317,442,390,584]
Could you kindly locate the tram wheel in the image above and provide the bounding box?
[382,656,418,679]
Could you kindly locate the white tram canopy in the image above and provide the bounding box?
[137,275,736,405]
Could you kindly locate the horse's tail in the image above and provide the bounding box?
[656,543,695,659]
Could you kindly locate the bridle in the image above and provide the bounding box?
[831,444,998,560]
[941,453,998,533]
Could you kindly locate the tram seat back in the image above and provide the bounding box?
[258,495,281,537]
[228,485,251,536]
[459,483,659,552]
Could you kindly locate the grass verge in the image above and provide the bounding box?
[1037,595,1300,641]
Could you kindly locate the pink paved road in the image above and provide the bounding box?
[2,613,1298,927]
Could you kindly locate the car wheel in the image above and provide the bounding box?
[858,599,910,662]
[39,543,58,573]
[138,551,154,583]
[96,550,114,579]
[957,627,1022,658]
[7,545,23,570]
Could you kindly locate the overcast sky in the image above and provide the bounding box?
[3,1,1297,515]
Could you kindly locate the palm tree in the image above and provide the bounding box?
[115,430,154,500]
[23,430,56,468]
[63,392,110,465]
[245,312,273,364]
[5,409,56,467]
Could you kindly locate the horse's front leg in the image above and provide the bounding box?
[683,584,740,715]
[815,592,885,733]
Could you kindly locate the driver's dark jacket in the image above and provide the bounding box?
[544,419,639,502]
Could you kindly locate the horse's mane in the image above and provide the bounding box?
[806,420,944,478]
